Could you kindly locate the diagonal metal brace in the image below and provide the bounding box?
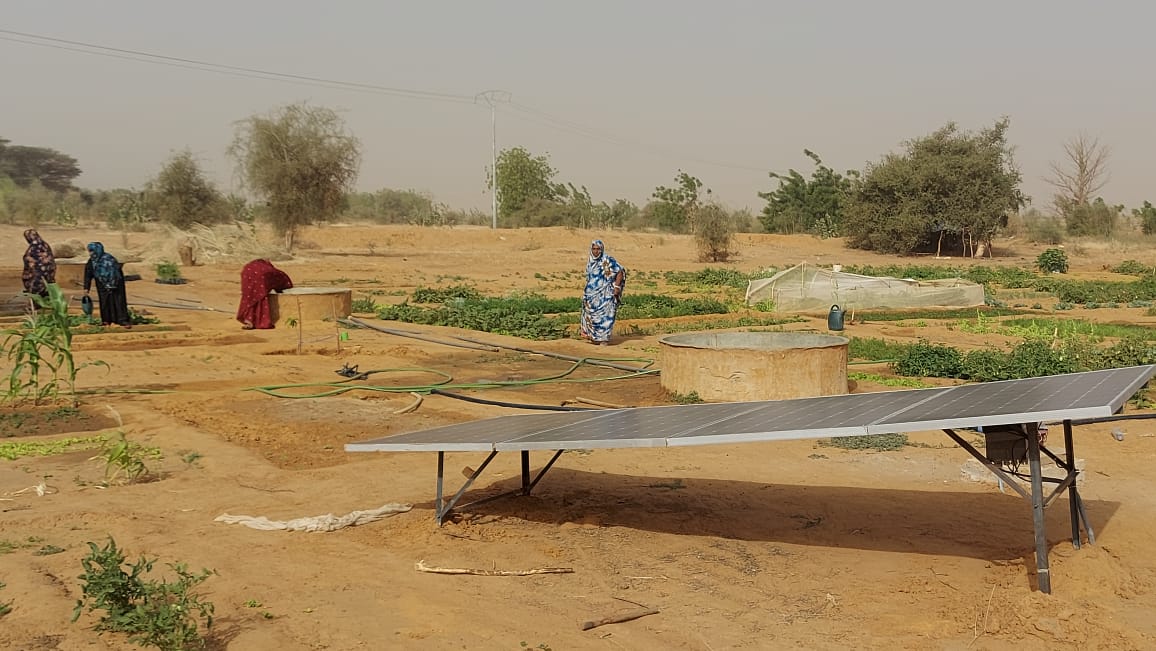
[943,428,1031,500]
[435,450,498,525]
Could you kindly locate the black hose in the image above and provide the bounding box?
[429,388,598,412]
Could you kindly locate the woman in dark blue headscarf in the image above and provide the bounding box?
[84,242,132,327]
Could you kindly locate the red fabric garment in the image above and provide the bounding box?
[236,259,293,329]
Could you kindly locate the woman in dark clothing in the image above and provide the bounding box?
[84,242,132,327]
[236,259,293,329]
[22,229,57,298]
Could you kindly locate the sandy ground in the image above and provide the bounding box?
[2,222,1156,650]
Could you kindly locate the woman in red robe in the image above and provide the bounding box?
[236,259,293,329]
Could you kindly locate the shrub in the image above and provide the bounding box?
[1113,259,1152,276]
[73,538,215,650]
[693,203,737,262]
[1036,248,1069,274]
[891,341,963,378]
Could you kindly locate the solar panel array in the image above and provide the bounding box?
[346,366,1156,453]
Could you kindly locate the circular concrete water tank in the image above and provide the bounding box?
[269,287,352,322]
[659,332,849,402]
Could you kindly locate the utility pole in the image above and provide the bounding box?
[475,90,511,229]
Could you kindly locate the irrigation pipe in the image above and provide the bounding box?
[341,317,499,351]
[123,297,225,312]
[450,335,656,373]
[247,360,657,400]
[429,389,596,412]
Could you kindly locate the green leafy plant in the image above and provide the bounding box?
[820,433,909,451]
[1112,259,1152,276]
[891,341,964,378]
[154,261,182,282]
[668,390,703,404]
[1036,248,1069,274]
[95,432,162,485]
[0,436,105,460]
[1,284,108,406]
[72,537,215,650]
[350,297,378,313]
[847,372,930,388]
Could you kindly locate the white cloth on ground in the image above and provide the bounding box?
[214,503,412,532]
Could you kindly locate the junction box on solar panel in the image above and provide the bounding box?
[981,424,1028,464]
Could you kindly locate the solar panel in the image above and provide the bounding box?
[345,366,1156,453]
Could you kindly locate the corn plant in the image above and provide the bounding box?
[95,431,162,485]
[1,284,107,406]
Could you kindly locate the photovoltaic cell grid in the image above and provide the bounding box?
[345,366,1156,453]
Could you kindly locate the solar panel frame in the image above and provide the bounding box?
[343,366,1156,453]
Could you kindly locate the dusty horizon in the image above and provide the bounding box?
[4,1,1153,213]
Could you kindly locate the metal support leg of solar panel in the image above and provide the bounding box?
[943,420,1092,594]
[434,450,564,525]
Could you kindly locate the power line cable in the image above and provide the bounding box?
[1,28,768,173]
[0,29,476,105]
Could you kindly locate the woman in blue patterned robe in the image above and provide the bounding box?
[580,239,625,345]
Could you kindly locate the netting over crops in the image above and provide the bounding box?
[745,263,985,313]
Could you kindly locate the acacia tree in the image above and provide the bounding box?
[1046,133,1110,217]
[150,150,227,229]
[758,150,855,236]
[0,141,81,192]
[842,118,1026,256]
[228,103,361,250]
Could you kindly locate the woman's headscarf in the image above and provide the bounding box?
[588,239,606,262]
[24,229,53,260]
[87,242,121,289]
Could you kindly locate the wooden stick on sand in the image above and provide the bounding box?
[415,560,574,576]
[580,608,659,631]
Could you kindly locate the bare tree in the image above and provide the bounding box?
[1045,133,1110,215]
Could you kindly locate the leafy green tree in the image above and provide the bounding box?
[228,102,361,250]
[650,170,709,233]
[491,147,564,225]
[842,119,1027,256]
[1,180,57,226]
[758,150,855,236]
[1134,200,1156,235]
[0,142,81,192]
[1066,197,1122,237]
[150,150,227,229]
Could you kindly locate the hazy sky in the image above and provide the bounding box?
[4,1,1153,214]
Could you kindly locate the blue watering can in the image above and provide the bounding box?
[827,304,845,331]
